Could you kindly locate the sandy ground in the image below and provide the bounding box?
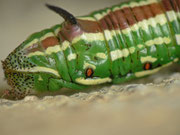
[1,67,180,135]
[1,0,180,135]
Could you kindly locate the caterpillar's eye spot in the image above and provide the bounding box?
[85,68,94,78]
[144,62,152,70]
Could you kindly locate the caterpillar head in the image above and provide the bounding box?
[1,46,37,99]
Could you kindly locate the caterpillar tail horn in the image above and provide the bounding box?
[45,3,77,25]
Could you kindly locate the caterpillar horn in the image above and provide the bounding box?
[46,4,77,25]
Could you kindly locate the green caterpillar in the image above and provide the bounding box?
[2,0,180,99]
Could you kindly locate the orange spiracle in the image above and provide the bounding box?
[86,68,94,77]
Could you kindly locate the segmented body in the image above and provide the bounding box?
[2,0,180,97]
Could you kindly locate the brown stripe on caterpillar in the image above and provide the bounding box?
[98,2,168,31]
[132,6,147,22]
[77,19,102,33]
[113,9,129,30]
[161,0,180,16]
[41,36,59,49]
[103,13,115,30]
[24,36,59,54]
[176,0,180,10]
[141,5,154,19]
[107,11,120,30]
[122,7,137,26]
[99,16,110,30]
[58,19,102,42]
[149,2,164,15]
[162,0,173,11]
[55,1,178,43]
[171,0,180,12]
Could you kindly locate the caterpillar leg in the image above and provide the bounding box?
[112,73,136,84]
[48,78,88,91]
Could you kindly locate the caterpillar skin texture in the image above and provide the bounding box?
[2,0,180,98]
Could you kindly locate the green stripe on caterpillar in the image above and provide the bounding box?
[1,0,180,99]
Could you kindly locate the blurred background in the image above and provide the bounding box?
[0,0,122,92]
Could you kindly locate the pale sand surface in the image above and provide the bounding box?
[0,0,180,135]
[1,69,180,135]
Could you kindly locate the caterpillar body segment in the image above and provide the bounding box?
[2,0,180,98]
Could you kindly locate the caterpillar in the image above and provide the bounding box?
[1,0,180,99]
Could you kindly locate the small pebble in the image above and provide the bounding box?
[23,96,38,102]
[43,96,54,100]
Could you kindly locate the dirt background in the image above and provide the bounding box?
[0,0,180,135]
